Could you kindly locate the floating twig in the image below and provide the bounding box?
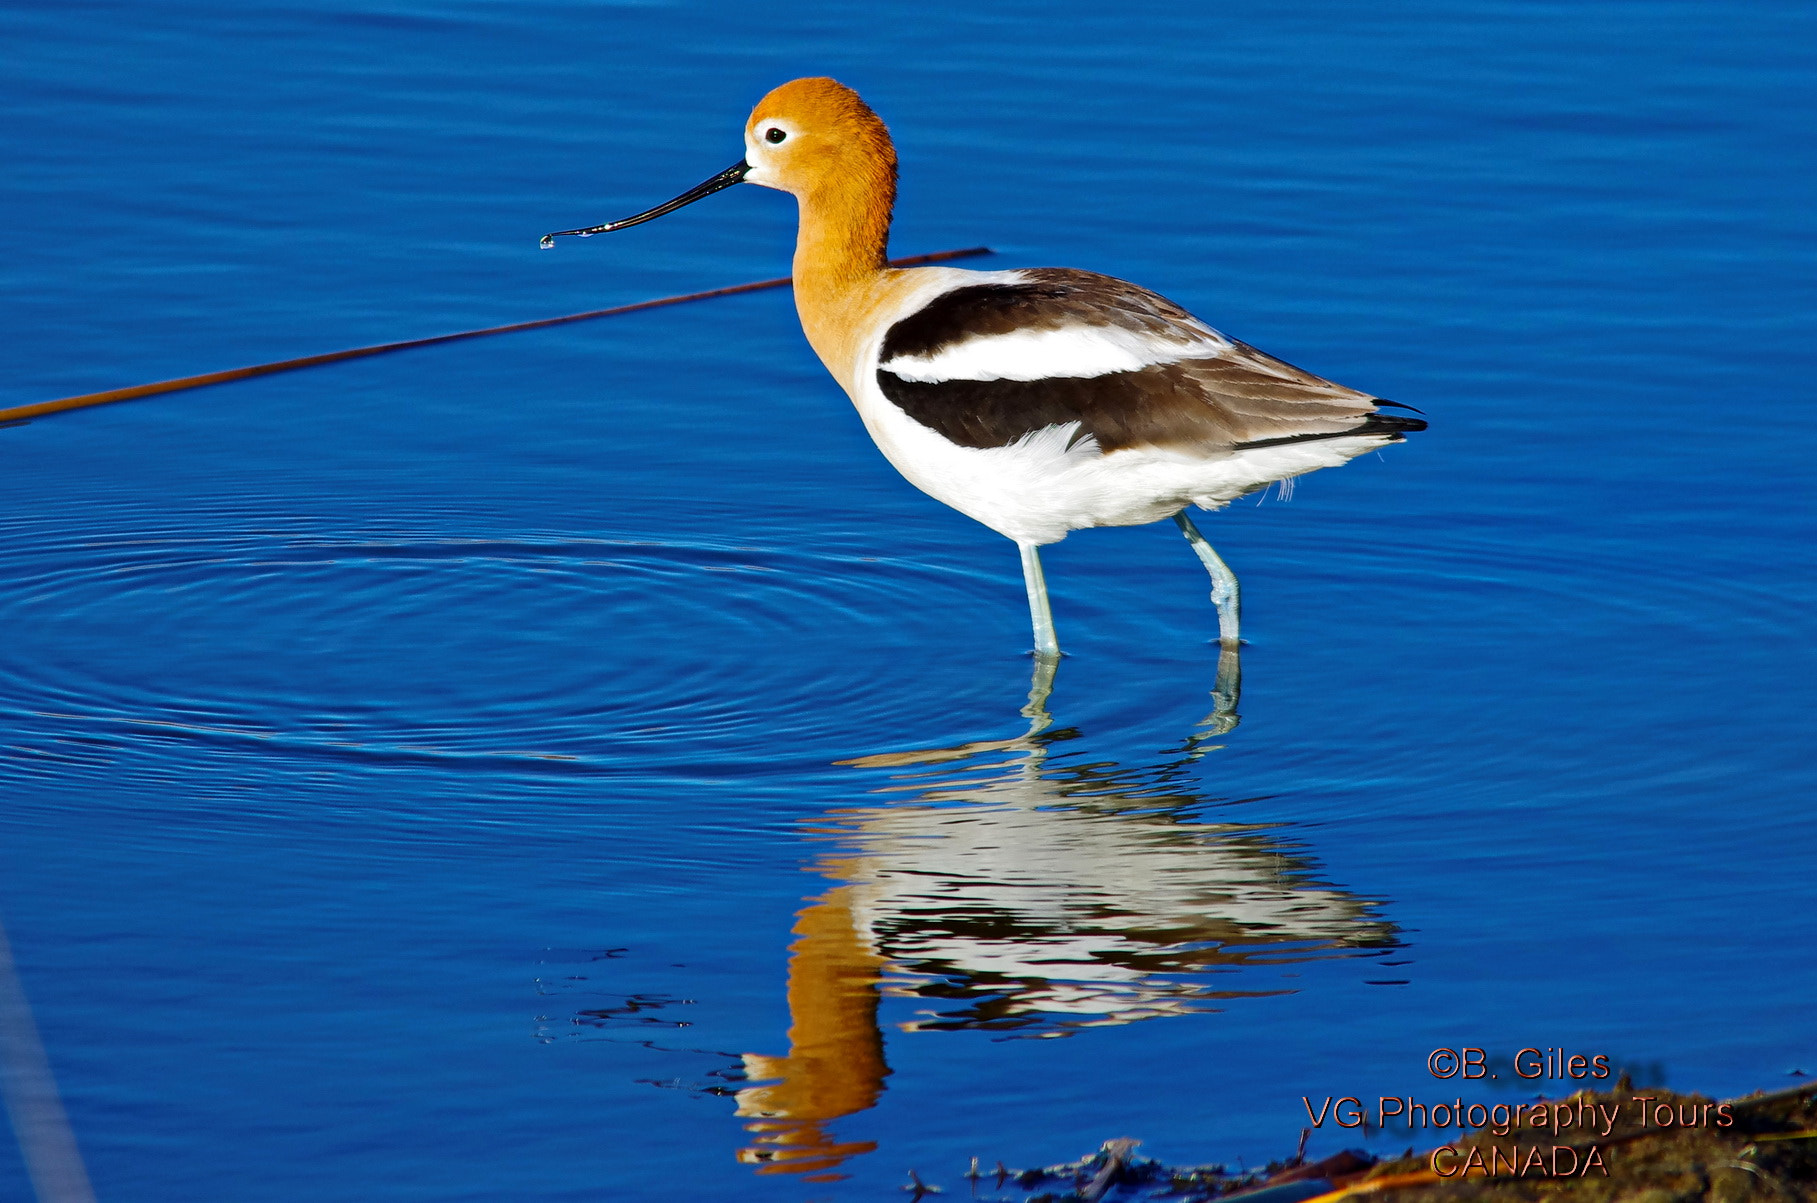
[0,247,992,426]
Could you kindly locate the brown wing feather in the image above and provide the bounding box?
[878,269,1422,453]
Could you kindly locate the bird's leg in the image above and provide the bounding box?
[1017,542,1061,660]
[1174,511,1240,647]
[1178,643,1243,752]
[1020,649,1059,735]
[1212,641,1240,715]
[1204,642,1242,735]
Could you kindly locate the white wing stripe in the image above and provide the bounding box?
[881,325,1229,384]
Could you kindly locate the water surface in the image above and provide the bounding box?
[2,1,1814,1199]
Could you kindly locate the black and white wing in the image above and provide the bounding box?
[875,269,1425,453]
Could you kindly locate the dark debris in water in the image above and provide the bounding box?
[945,1082,1817,1202]
[924,1136,1359,1203]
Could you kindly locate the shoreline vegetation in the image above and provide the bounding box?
[943,1081,1817,1202]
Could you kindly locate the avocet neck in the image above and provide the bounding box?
[787,170,901,392]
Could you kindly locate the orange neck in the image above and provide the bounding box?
[790,163,897,388]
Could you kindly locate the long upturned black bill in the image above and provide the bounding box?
[540,160,751,248]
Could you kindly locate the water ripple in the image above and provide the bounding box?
[0,510,1005,781]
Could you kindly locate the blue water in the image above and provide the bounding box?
[3,1,1814,1199]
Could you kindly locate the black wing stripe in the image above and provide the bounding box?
[877,361,1402,453]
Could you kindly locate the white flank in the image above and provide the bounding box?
[881,322,1228,383]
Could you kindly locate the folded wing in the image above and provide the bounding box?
[876,269,1425,453]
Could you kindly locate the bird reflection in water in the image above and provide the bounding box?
[733,650,1399,1179]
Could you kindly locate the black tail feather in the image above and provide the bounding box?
[1234,410,1428,451]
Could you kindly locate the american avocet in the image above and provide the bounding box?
[544,78,1425,657]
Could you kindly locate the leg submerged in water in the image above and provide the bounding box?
[1204,642,1241,736]
[1017,542,1061,659]
[1173,511,1240,647]
[1020,651,1059,734]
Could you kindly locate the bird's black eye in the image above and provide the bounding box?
[765,127,787,144]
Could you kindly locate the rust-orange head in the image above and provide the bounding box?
[741,78,897,205]
[540,77,898,264]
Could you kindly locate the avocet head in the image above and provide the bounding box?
[741,77,897,197]
[540,77,896,247]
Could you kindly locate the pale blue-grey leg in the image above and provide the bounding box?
[1207,643,1242,734]
[1017,542,1061,659]
[1180,646,1243,752]
[1174,511,1240,647]
[1020,650,1059,733]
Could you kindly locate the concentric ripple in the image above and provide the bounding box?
[0,506,1006,781]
